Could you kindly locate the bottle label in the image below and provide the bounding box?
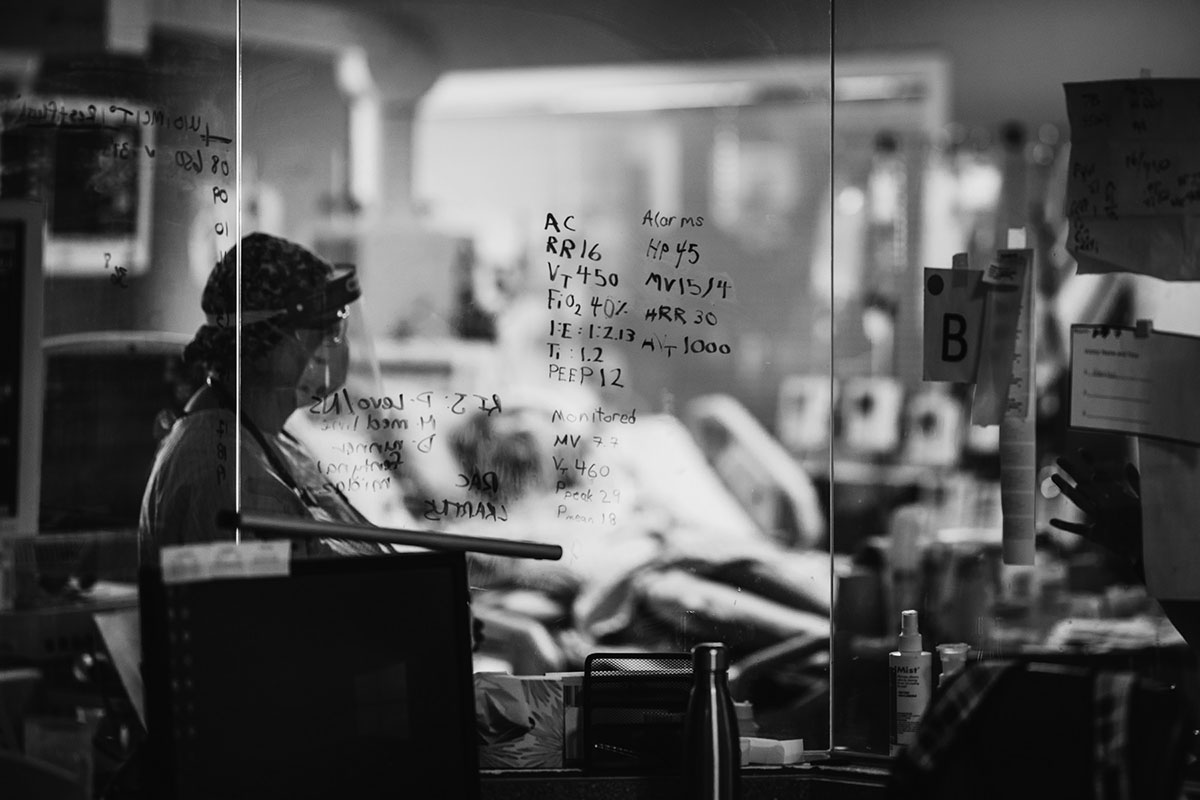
[889,659,932,753]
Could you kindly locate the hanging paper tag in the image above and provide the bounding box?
[923,267,985,382]
[972,249,1033,425]
[999,413,1036,565]
[977,244,1037,565]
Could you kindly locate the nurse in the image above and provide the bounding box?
[139,232,385,561]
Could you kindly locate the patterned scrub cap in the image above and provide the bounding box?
[184,232,340,376]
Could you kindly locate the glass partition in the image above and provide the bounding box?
[0,8,236,583]
[832,0,1200,756]
[6,0,1198,784]
[240,0,836,749]
[0,5,238,787]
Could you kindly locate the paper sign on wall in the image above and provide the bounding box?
[777,374,834,452]
[840,376,904,456]
[1069,324,1200,445]
[1064,79,1200,280]
[922,267,985,382]
[902,388,965,467]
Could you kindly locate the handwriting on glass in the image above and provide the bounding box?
[102,252,129,288]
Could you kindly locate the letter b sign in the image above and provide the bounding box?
[942,313,968,362]
[923,268,983,382]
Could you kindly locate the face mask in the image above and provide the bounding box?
[294,335,349,405]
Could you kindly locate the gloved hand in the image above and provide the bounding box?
[1049,450,1144,581]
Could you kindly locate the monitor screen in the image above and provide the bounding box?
[1,96,155,275]
[139,549,480,800]
[0,217,28,521]
[39,333,196,533]
[0,199,42,536]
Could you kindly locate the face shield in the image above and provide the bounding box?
[266,265,381,405]
[292,310,352,404]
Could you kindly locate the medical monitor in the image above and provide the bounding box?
[140,548,480,800]
[39,331,194,534]
[0,199,43,537]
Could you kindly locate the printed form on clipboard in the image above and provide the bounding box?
[1069,323,1200,446]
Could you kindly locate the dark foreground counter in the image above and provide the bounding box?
[481,761,890,800]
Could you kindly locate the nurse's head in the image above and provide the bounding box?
[184,232,361,409]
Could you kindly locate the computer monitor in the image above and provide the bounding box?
[1,95,155,276]
[139,549,480,800]
[39,331,195,534]
[0,199,43,537]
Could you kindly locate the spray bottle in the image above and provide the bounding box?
[889,609,933,754]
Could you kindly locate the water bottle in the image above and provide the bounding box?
[682,642,740,799]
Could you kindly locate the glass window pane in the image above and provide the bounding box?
[832,0,1200,759]
[239,0,835,753]
[1,11,236,577]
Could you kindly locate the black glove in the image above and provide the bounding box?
[1049,450,1144,581]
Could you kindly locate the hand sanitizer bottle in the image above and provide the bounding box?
[889,609,933,754]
